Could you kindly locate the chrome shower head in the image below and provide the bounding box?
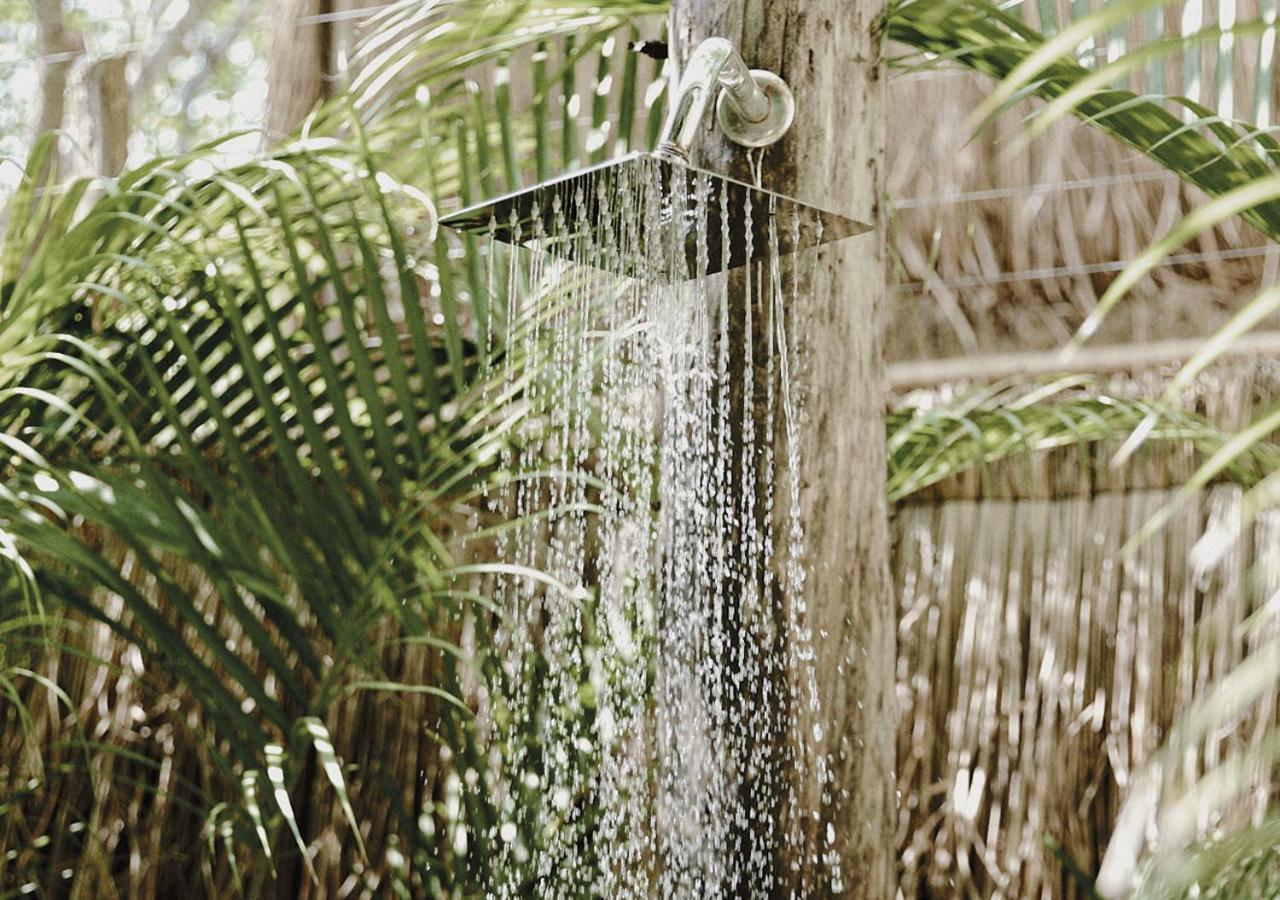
[440,39,868,280]
[439,151,869,281]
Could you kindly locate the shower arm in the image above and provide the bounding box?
[655,38,795,162]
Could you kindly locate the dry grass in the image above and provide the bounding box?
[895,481,1278,898]
[886,67,1276,363]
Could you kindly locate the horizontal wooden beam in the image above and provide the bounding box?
[888,331,1280,389]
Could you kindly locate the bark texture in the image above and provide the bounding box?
[669,3,895,895]
[265,0,340,139]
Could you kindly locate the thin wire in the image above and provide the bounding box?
[893,244,1276,292]
[892,169,1179,208]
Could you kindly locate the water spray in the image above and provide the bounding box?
[443,39,870,897]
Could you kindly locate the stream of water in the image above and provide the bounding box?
[476,156,835,897]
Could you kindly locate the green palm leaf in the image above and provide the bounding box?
[888,379,1279,502]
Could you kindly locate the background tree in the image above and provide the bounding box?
[5,0,267,191]
[264,0,361,139]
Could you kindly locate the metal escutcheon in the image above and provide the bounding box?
[716,70,796,149]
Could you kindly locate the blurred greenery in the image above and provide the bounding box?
[0,0,267,188]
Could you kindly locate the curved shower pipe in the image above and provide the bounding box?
[655,37,796,161]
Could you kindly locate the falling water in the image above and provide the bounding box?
[467,156,836,897]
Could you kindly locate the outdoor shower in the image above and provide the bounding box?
[443,38,871,898]
[440,37,869,274]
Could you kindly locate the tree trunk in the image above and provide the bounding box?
[265,0,360,140]
[668,3,895,895]
[265,0,333,139]
[28,0,82,180]
[87,54,130,177]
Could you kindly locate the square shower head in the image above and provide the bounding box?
[438,152,870,280]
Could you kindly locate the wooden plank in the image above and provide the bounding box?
[888,329,1280,388]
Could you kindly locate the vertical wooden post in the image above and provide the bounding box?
[669,2,895,894]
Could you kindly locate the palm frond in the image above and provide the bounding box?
[887,0,1280,242]
[0,131,544,891]
[888,379,1277,502]
[0,4,674,890]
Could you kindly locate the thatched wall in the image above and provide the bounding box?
[885,0,1280,363]
[891,358,1280,897]
[894,484,1278,898]
[886,68,1275,363]
[0,535,463,897]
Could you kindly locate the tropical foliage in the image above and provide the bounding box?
[3,0,1280,896]
[888,377,1279,503]
[0,1,666,894]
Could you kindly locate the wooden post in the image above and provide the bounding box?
[669,3,895,894]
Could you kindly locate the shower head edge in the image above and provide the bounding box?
[438,152,870,279]
[439,151,870,241]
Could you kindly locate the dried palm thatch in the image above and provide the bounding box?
[885,0,1280,365]
[895,482,1279,898]
[885,5,1280,886]
[891,359,1280,897]
[887,66,1277,363]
